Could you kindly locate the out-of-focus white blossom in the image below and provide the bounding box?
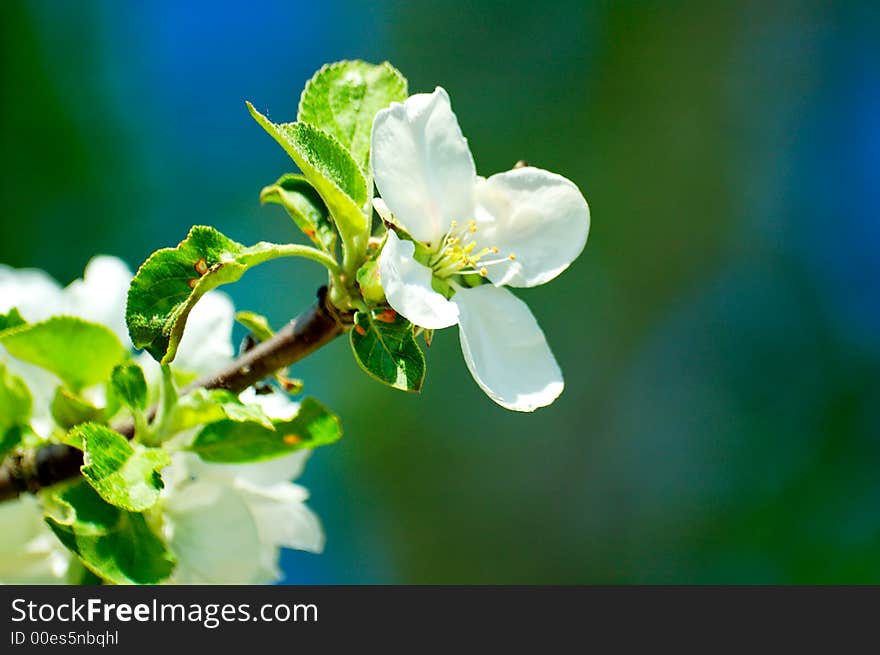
[371,88,590,411]
[0,257,323,584]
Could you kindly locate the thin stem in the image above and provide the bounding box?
[340,232,368,280]
[350,297,370,315]
[248,242,349,303]
[132,410,150,445]
[249,242,342,279]
[140,365,177,447]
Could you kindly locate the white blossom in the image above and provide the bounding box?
[0,257,323,584]
[0,495,69,584]
[160,397,323,584]
[371,88,590,411]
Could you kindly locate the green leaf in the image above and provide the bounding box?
[77,423,170,512]
[0,307,26,332]
[235,310,275,343]
[0,425,24,460]
[110,364,148,411]
[298,60,408,178]
[59,427,84,451]
[0,363,31,432]
[188,397,341,463]
[0,317,126,391]
[260,174,337,253]
[247,105,369,241]
[51,388,103,431]
[43,480,175,585]
[66,559,104,585]
[166,388,273,434]
[126,225,297,365]
[350,309,425,392]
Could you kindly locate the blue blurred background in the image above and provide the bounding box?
[2,1,878,582]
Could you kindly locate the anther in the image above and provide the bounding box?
[479,267,488,277]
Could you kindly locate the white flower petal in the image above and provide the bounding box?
[378,230,459,329]
[178,441,311,488]
[239,387,300,420]
[221,451,312,487]
[2,357,57,437]
[173,291,235,376]
[63,256,133,348]
[162,450,321,584]
[371,87,476,246]
[454,284,563,411]
[237,481,325,554]
[0,265,64,321]
[372,197,394,223]
[475,167,590,288]
[163,479,274,584]
[0,496,68,584]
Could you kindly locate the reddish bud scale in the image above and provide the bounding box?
[375,309,397,323]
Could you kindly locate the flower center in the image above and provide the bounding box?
[426,220,515,280]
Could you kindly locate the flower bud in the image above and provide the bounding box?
[356,259,386,305]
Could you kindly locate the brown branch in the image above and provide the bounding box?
[0,287,349,502]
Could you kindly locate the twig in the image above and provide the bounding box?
[0,287,349,502]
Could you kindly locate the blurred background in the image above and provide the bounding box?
[2,0,878,583]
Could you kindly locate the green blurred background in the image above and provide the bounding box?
[2,1,879,582]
